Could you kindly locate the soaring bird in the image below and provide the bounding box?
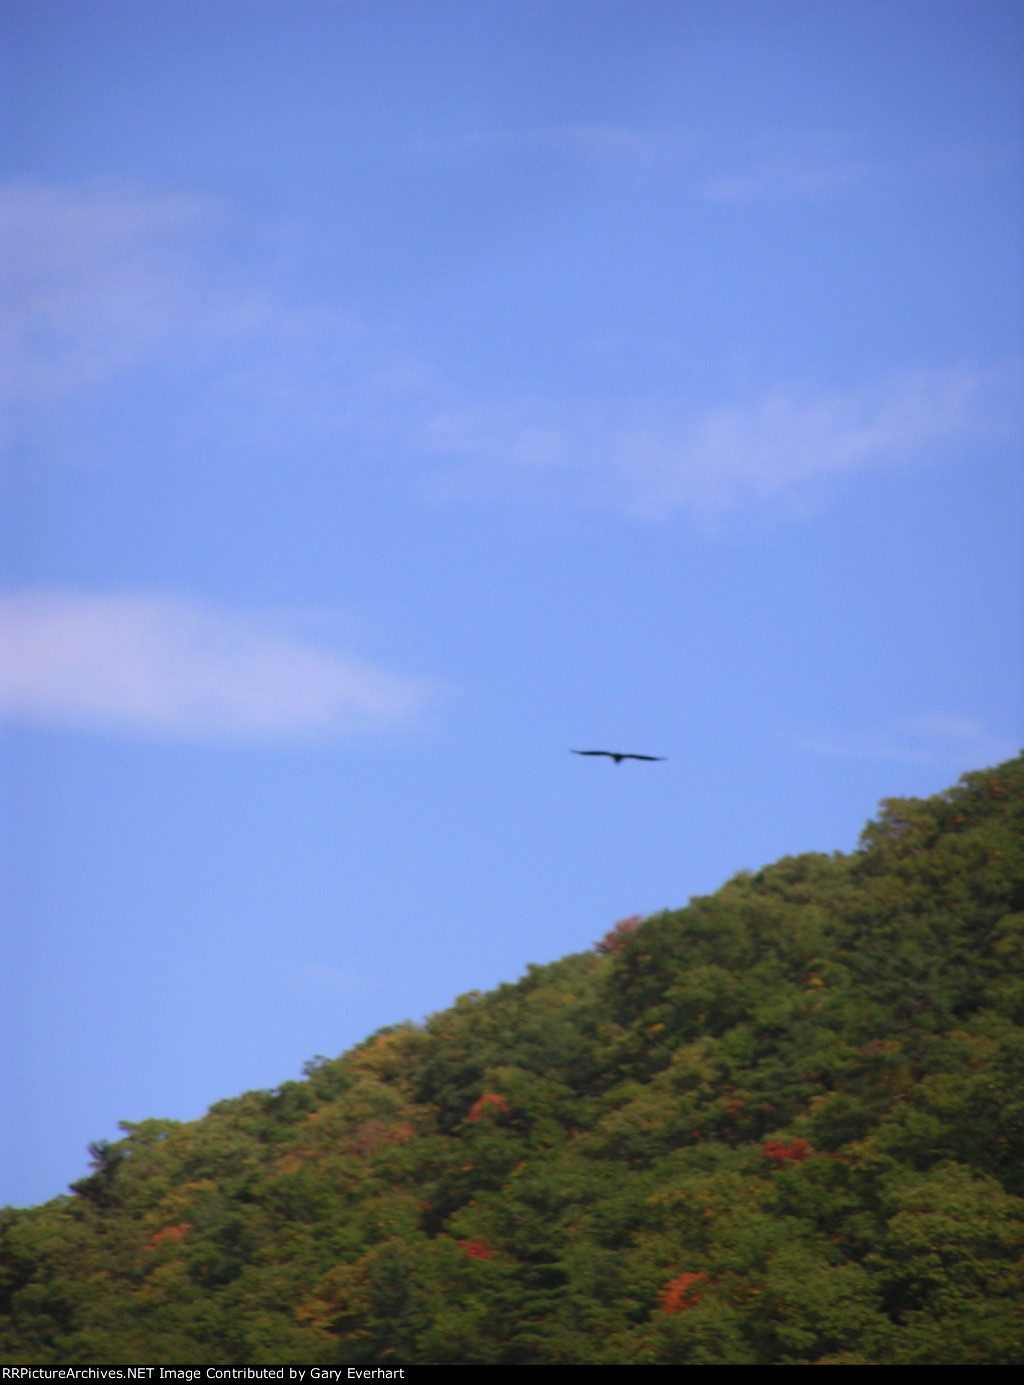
[572,750,666,764]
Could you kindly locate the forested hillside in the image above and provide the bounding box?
[3,757,1023,1365]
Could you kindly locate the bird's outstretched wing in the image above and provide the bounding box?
[571,750,665,763]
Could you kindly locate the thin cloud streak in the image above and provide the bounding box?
[628,369,988,514]
[797,714,1020,770]
[0,180,436,454]
[418,126,903,202]
[417,366,1013,518]
[5,181,1018,523]
[415,124,697,170]
[697,132,884,203]
[0,182,238,409]
[0,590,433,741]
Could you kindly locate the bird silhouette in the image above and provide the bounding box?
[572,750,665,764]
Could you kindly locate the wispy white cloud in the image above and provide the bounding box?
[416,366,1013,518]
[797,714,1020,770]
[419,126,888,201]
[0,590,432,741]
[622,368,993,515]
[0,180,436,455]
[697,132,883,203]
[418,124,696,169]
[0,182,237,408]
[420,125,1011,206]
[3,181,1018,523]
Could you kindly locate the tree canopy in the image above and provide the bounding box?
[3,756,1022,1364]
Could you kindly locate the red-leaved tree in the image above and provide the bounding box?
[661,1271,706,1313]
[594,916,643,954]
[466,1092,509,1122]
[761,1138,811,1165]
[458,1239,496,1260]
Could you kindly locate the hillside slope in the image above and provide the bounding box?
[2,757,1023,1364]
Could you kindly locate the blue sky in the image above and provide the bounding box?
[2,0,1022,1209]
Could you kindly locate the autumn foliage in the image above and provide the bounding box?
[465,1092,509,1122]
[594,915,642,954]
[3,755,1023,1365]
[146,1223,191,1248]
[761,1138,812,1165]
[458,1239,496,1260]
[661,1272,706,1313]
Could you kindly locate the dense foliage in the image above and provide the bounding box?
[3,757,1023,1365]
